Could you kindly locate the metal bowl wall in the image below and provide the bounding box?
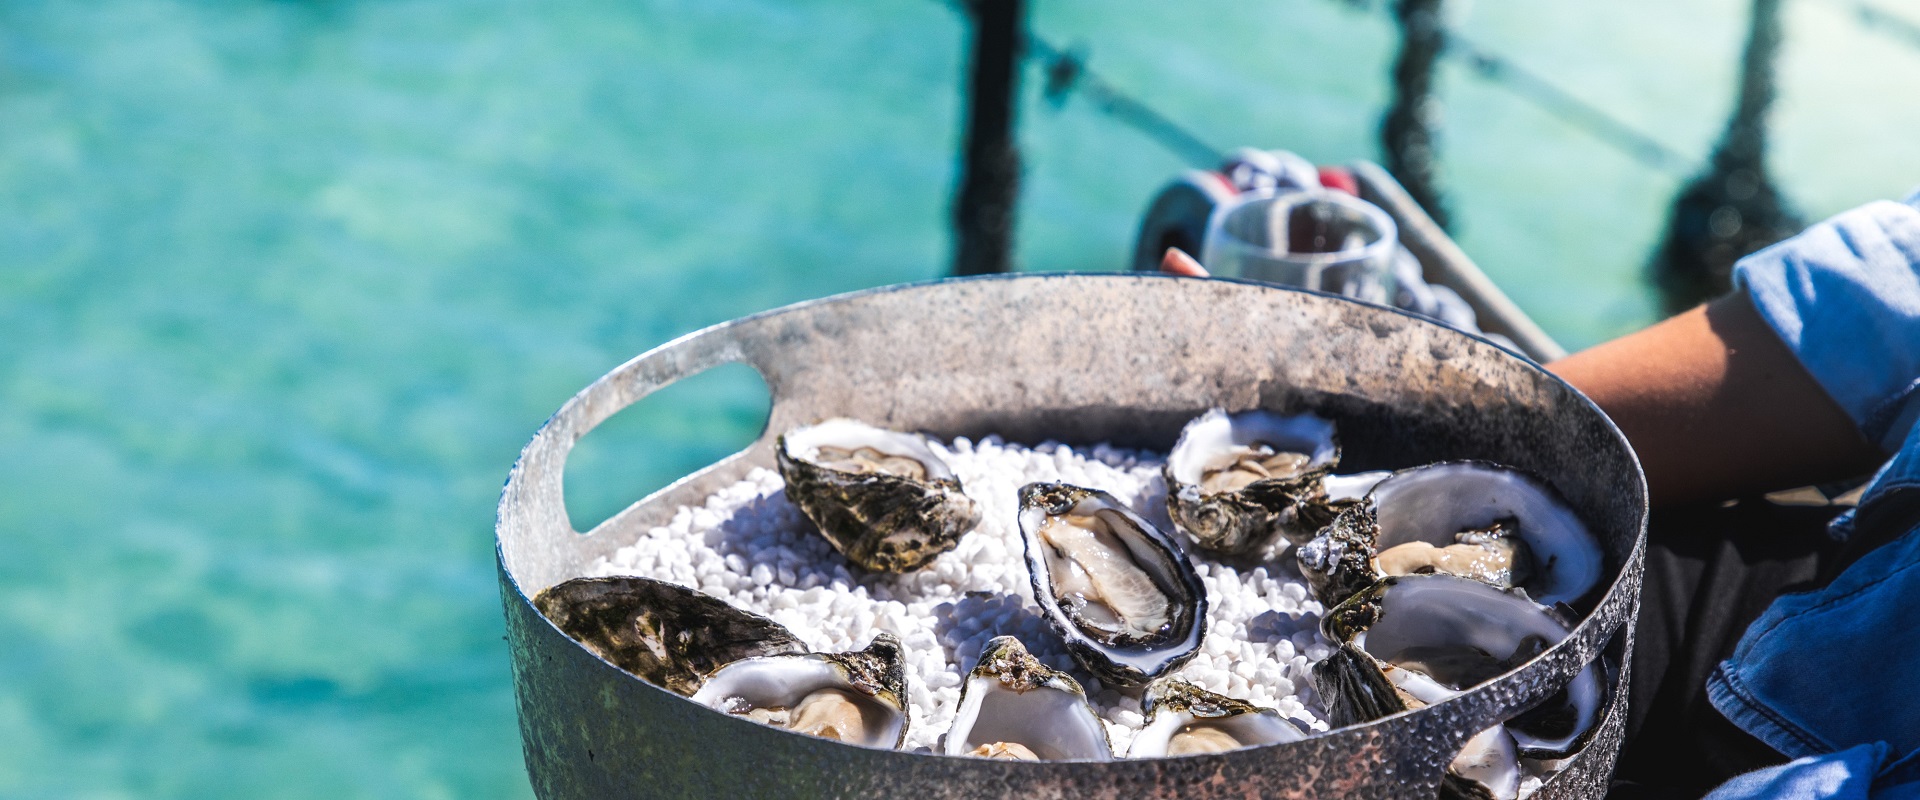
[495,274,1647,799]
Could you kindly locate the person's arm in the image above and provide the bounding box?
[1556,198,1920,507]
[1548,293,1883,508]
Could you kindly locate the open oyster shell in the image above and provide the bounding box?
[1443,726,1523,800]
[690,634,910,749]
[531,576,803,696]
[1164,409,1342,555]
[942,636,1112,761]
[777,419,983,573]
[1296,461,1604,609]
[1312,575,1605,765]
[1127,679,1307,758]
[1017,482,1209,687]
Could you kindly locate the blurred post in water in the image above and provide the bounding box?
[1649,0,1803,315]
[1382,0,1451,231]
[952,0,1025,276]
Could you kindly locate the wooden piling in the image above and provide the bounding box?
[1649,0,1803,314]
[951,0,1024,276]
[1382,0,1451,231]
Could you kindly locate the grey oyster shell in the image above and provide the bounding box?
[1295,501,1383,610]
[1312,575,1605,762]
[776,418,983,573]
[1163,409,1342,555]
[690,634,910,749]
[532,576,803,696]
[1127,679,1307,758]
[943,636,1112,760]
[1296,461,1604,609]
[1016,482,1208,687]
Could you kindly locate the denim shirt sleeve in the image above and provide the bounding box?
[1701,742,1920,799]
[1733,198,1920,454]
[1703,743,1887,800]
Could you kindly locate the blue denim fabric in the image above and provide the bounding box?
[1733,199,1920,454]
[1705,431,1920,756]
[1701,197,1920,798]
[1700,744,1920,799]
[1881,749,1920,800]
[1703,743,1887,800]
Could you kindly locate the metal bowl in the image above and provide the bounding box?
[495,274,1646,799]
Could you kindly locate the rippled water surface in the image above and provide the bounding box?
[4,0,1918,795]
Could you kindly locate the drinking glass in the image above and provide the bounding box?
[1201,189,1399,304]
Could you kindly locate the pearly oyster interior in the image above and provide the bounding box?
[1443,725,1523,800]
[777,418,983,573]
[1297,461,1603,609]
[1368,462,1601,606]
[1313,575,1604,769]
[943,636,1112,761]
[1164,409,1342,555]
[532,576,803,696]
[1127,679,1307,758]
[1017,482,1208,686]
[690,634,910,749]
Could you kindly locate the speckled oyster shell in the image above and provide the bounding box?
[1127,679,1307,758]
[776,418,983,573]
[1295,461,1604,609]
[690,634,910,749]
[1312,575,1604,763]
[1017,482,1208,687]
[1163,409,1342,556]
[532,576,803,696]
[943,636,1112,761]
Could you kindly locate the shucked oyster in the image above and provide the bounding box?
[943,636,1112,761]
[1312,574,1604,795]
[1165,409,1342,556]
[532,576,803,695]
[1017,482,1208,686]
[690,634,910,749]
[778,419,983,573]
[1296,461,1604,608]
[1127,679,1307,758]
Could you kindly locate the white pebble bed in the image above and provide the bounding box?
[588,435,1333,755]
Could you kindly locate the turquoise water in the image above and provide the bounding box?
[4,0,1918,796]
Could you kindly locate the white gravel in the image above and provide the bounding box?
[587,435,1332,755]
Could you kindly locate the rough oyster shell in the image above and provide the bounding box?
[777,419,983,573]
[1017,482,1208,687]
[942,636,1112,760]
[531,576,803,695]
[1164,409,1342,555]
[1313,575,1605,762]
[690,634,910,749]
[1127,679,1307,758]
[1296,461,1604,608]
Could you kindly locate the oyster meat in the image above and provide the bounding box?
[1127,679,1307,758]
[1164,409,1342,555]
[1297,461,1604,608]
[532,576,803,696]
[1372,518,1532,589]
[942,636,1112,761]
[777,419,983,573]
[1017,482,1208,686]
[690,634,910,749]
[1313,575,1605,764]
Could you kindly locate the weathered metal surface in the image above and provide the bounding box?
[496,274,1647,799]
